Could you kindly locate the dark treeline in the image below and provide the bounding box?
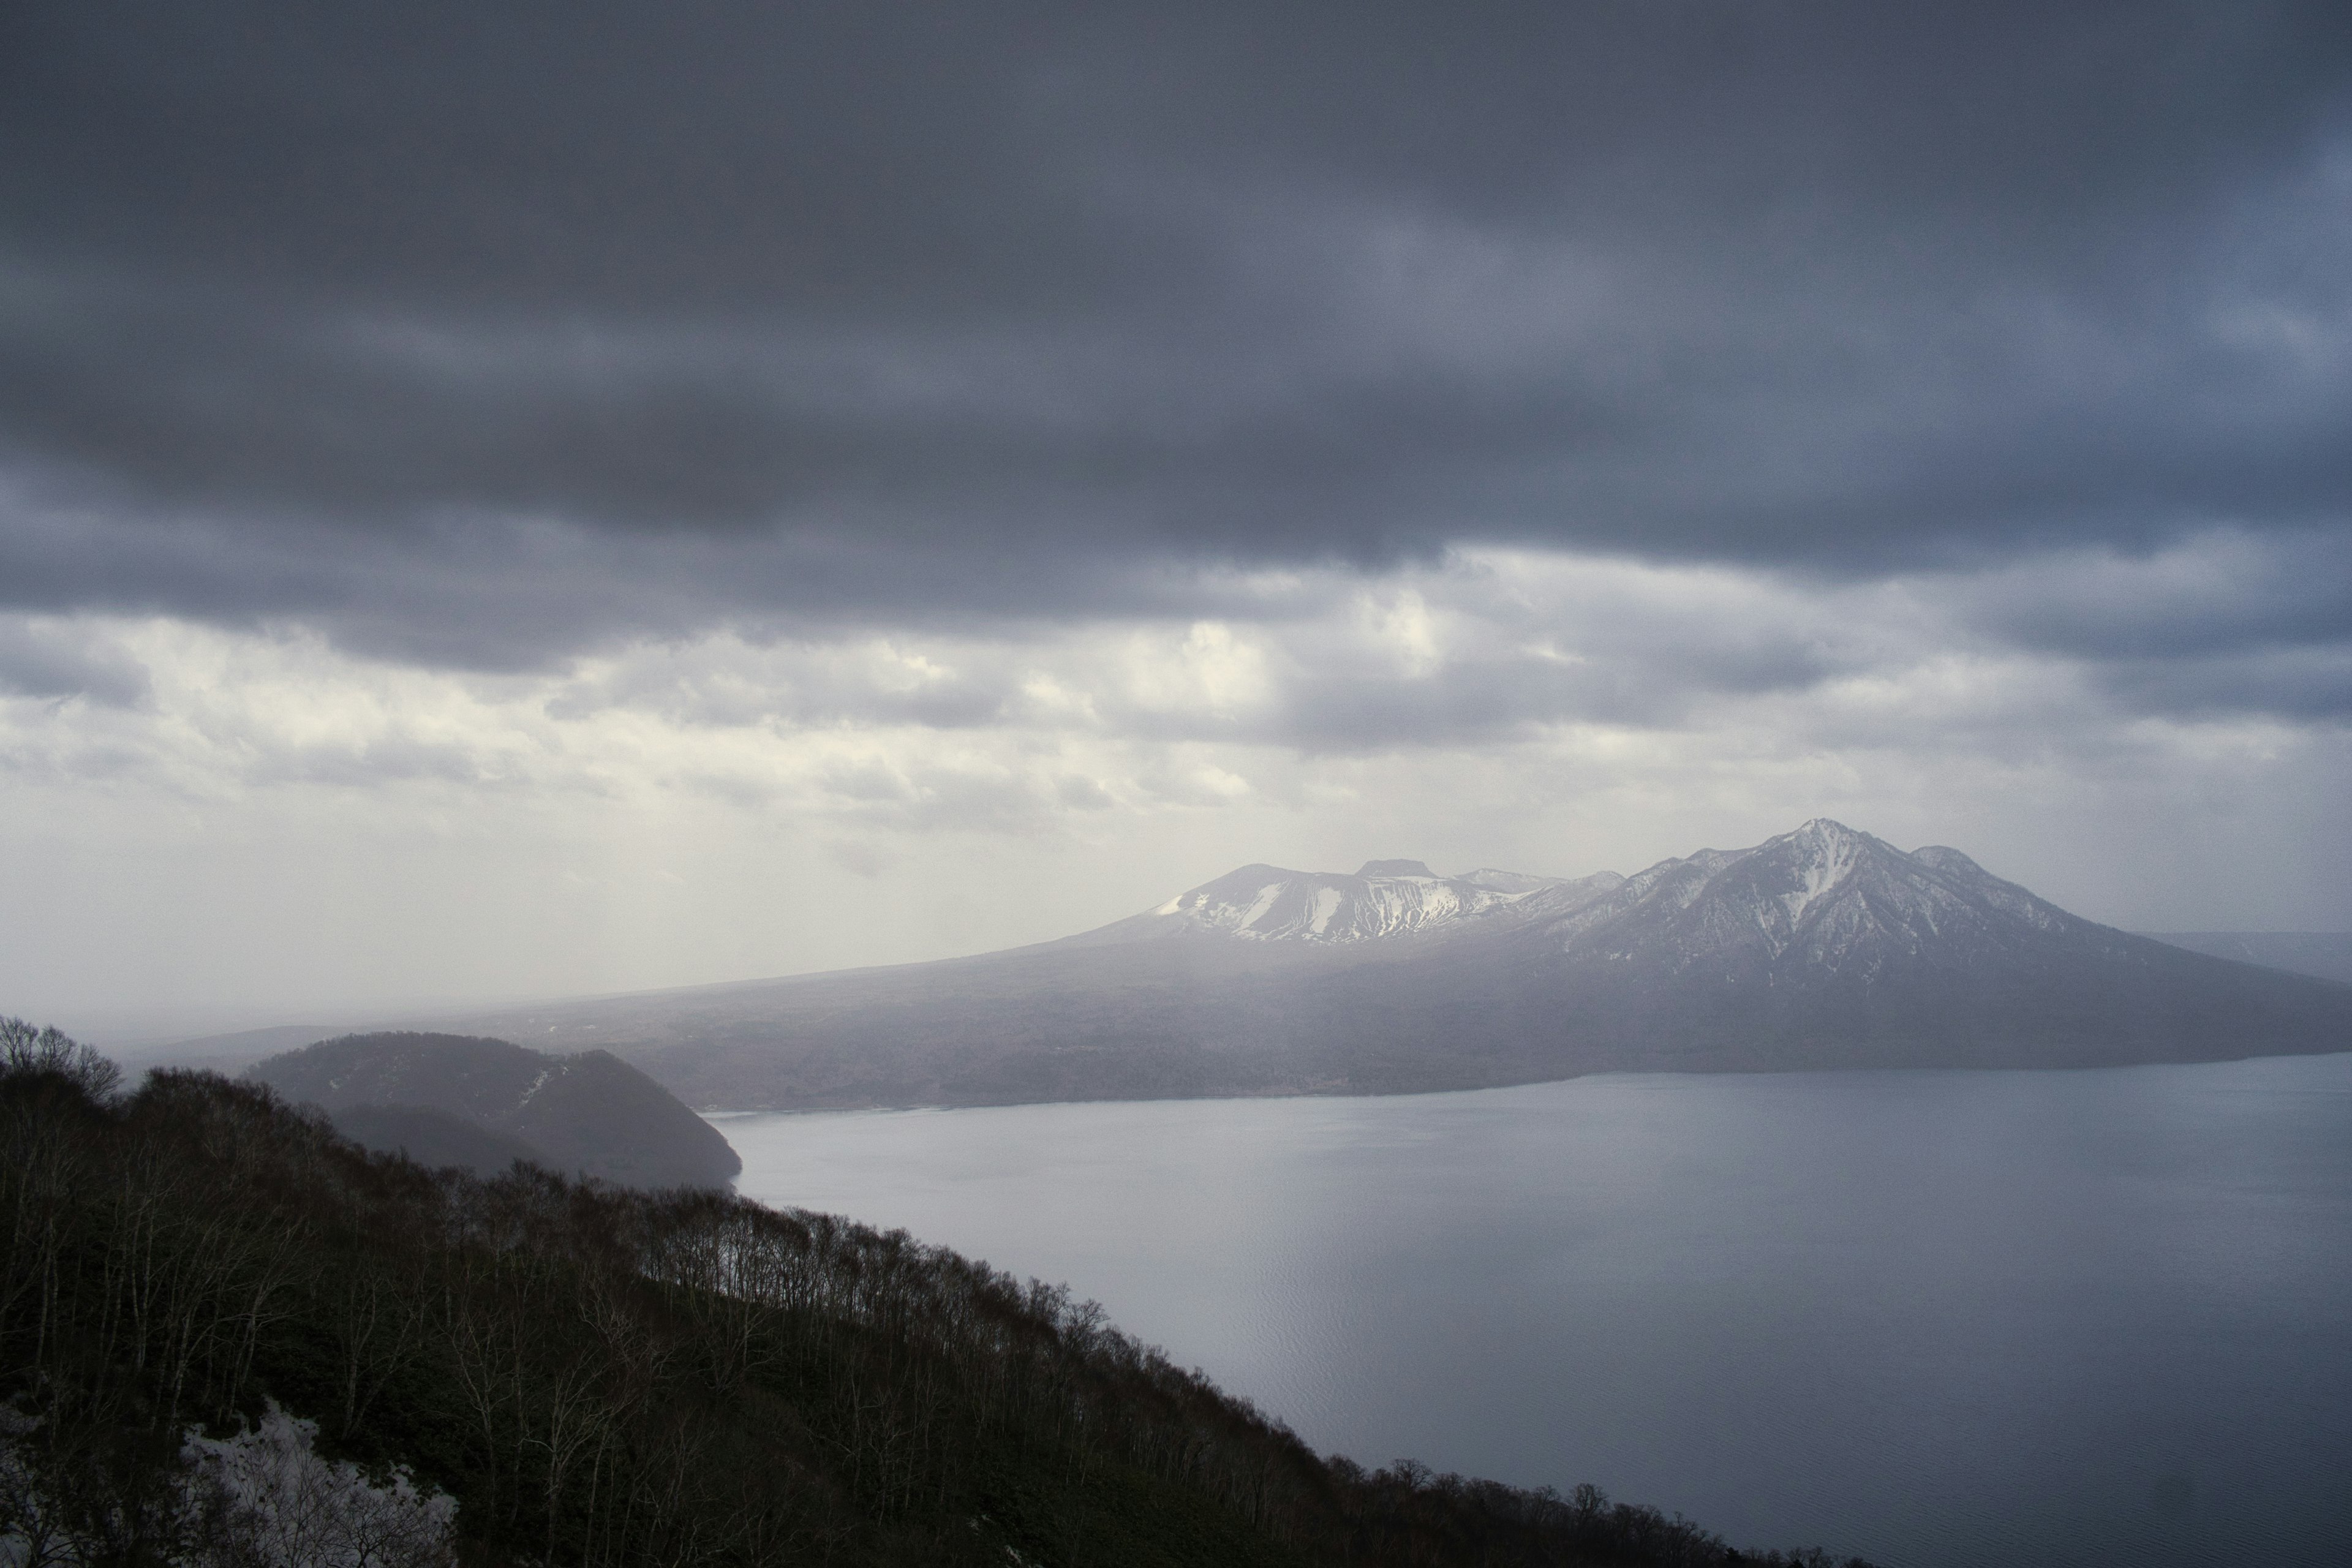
[1,1019,1872,1567]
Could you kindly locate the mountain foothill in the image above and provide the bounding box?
[243,1031,742,1188]
[432,819,2352,1112]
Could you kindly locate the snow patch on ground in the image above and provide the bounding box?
[1238,881,1287,932]
[1781,832,1860,924]
[1306,886,1344,936]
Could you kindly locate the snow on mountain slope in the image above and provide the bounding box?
[1080,858,1618,945]
[1079,819,2101,982]
[1145,861,1517,941]
[1528,818,2099,981]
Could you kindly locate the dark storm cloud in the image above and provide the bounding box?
[3,0,2350,671]
[2094,644,2352,723]
[1961,528,2352,661]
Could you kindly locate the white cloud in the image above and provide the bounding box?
[2,537,2345,1030]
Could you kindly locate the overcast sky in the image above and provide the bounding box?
[4,1,2349,1038]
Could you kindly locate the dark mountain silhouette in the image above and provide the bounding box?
[247,1031,741,1187]
[431,821,2352,1110]
[325,1102,549,1176]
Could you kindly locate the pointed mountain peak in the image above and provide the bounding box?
[1357,858,1435,878]
[1740,819,1882,919]
[1784,817,1873,848]
[1750,819,1896,878]
[1540,816,2103,974]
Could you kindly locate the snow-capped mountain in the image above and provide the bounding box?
[1072,859,1622,946]
[1072,818,2078,981]
[428,819,2352,1111]
[1527,818,2097,979]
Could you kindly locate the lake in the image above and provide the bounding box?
[714,1054,2352,1567]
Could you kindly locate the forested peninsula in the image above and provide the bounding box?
[1,1018,1872,1567]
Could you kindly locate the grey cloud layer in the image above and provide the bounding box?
[3,1,2350,693]
[0,619,150,707]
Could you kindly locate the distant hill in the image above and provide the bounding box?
[2140,932,2352,986]
[248,1031,741,1188]
[429,820,2352,1111]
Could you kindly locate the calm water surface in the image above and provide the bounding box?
[714,1055,2352,1567]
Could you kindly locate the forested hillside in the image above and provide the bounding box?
[1,1017,1871,1567]
[247,1032,742,1189]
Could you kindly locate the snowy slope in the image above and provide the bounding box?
[1078,819,2103,986]
[1526,818,2098,982]
[1072,859,1621,946]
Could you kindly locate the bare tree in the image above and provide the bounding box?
[0,1019,121,1102]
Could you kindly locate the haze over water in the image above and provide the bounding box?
[721,1054,2352,1568]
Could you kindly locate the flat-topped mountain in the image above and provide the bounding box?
[1068,858,1624,946]
[247,1031,742,1188]
[421,819,2352,1111]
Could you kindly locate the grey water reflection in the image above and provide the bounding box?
[718,1054,2352,1567]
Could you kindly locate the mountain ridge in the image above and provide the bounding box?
[418,820,2352,1110]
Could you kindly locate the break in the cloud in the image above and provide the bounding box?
[1,2,2347,1026]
